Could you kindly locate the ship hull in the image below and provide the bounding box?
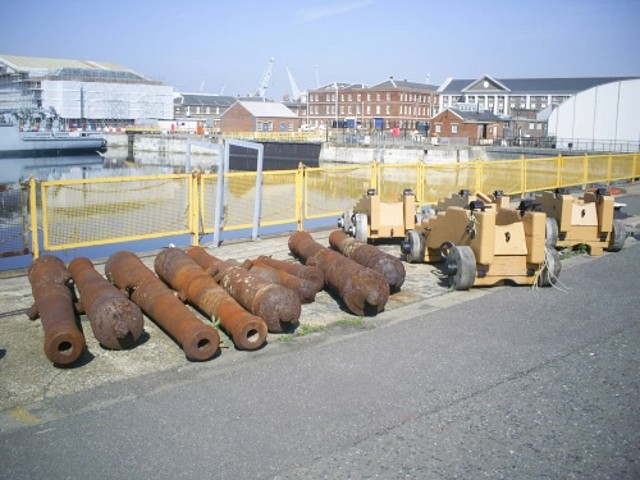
[0,125,107,159]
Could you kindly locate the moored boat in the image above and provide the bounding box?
[0,123,107,158]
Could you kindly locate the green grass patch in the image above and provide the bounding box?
[274,323,327,342]
[331,316,373,329]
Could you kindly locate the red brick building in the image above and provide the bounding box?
[306,78,437,132]
[430,104,505,145]
[219,100,301,133]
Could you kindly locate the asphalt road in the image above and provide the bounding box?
[1,237,639,478]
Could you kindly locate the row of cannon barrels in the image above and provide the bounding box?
[26,230,405,366]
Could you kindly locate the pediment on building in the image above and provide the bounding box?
[461,75,510,93]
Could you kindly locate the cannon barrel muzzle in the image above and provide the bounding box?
[27,255,85,365]
[105,251,219,361]
[187,247,300,333]
[69,257,144,350]
[154,248,267,351]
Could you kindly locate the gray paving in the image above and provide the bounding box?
[0,223,638,479]
[0,183,639,435]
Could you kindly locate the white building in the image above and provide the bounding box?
[0,54,174,127]
[437,75,639,117]
[547,79,640,152]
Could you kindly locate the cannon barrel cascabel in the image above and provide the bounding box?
[329,229,406,292]
[69,257,144,350]
[288,231,389,316]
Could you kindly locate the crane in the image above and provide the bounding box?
[254,57,274,98]
[286,67,302,102]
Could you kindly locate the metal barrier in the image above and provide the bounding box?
[20,152,639,261]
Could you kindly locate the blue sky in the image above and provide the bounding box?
[1,0,638,100]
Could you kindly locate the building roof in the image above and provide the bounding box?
[437,107,503,123]
[0,53,154,83]
[371,79,437,91]
[175,93,236,107]
[236,100,297,118]
[438,74,640,95]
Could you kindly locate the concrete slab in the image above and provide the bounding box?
[1,184,639,416]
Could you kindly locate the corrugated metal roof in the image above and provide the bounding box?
[238,101,297,118]
[176,94,236,106]
[0,54,138,74]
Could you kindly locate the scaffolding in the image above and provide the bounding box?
[0,54,174,126]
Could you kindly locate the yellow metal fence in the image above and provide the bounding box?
[28,153,638,259]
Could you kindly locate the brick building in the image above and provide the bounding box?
[306,78,437,132]
[174,93,236,131]
[219,100,301,133]
[430,104,505,145]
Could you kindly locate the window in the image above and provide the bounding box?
[348,94,352,101]
[375,105,381,114]
[435,124,442,133]
[376,93,381,101]
[451,124,458,134]
[357,94,361,101]
[386,93,391,101]
[386,105,391,114]
[347,106,352,114]
[366,105,371,114]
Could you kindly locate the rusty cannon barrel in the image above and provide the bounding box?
[27,255,86,365]
[288,231,389,316]
[69,257,144,350]
[187,246,300,333]
[105,251,219,362]
[256,255,324,293]
[329,229,406,292]
[154,248,267,351]
[242,258,317,304]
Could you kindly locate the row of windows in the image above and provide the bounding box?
[258,121,294,132]
[307,104,430,116]
[175,106,221,115]
[310,92,433,103]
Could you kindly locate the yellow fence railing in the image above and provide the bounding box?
[28,153,638,259]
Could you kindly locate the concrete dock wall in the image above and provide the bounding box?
[102,133,563,168]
